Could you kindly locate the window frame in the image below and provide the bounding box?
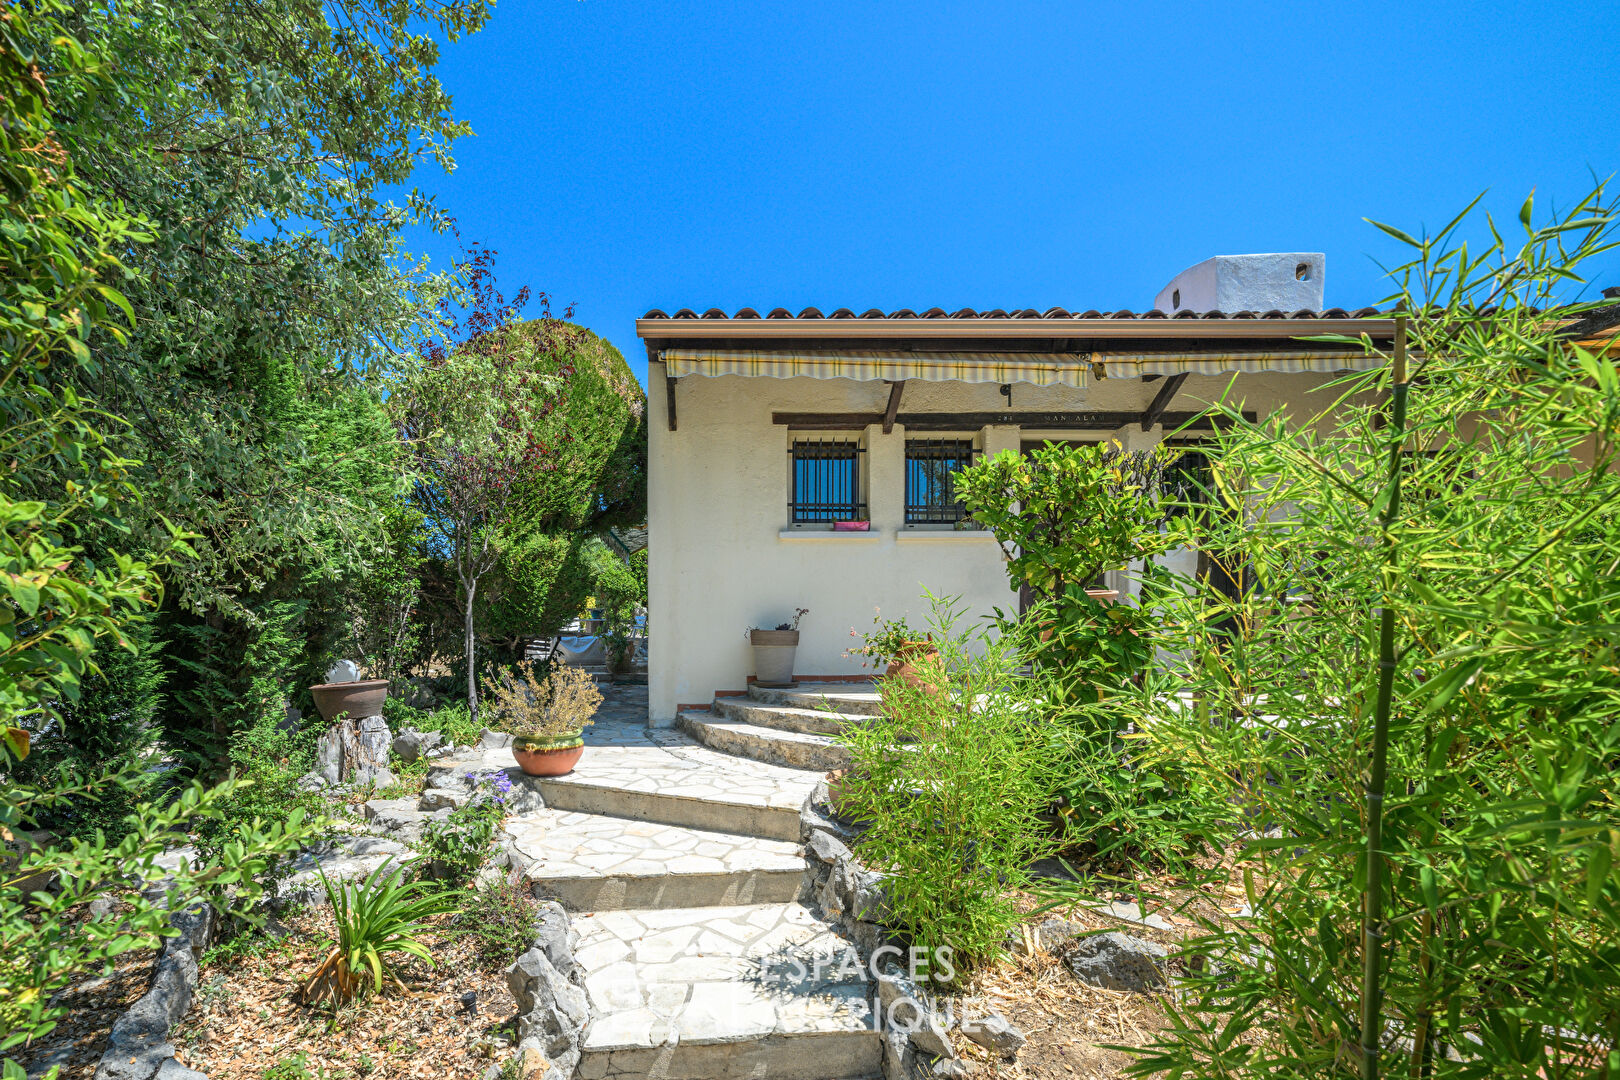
[903,436,979,527]
[787,434,867,526]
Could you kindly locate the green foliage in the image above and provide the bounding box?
[305,861,458,1004]
[954,440,1178,605]
[384,699,480,749]
[11,622,165,843]
[416,775,509,884]
[956,441,1177,697]
[1127,186,1620,1078]
[845,612,927,667]
[263,1053,327,1080]
[836,596,1062,978]
[0,9,318,1066]
[451,877,539,968]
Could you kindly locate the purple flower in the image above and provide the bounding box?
[475,769,514,802]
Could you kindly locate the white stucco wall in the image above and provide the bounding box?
[1154,253,1325,313]
[645,361,1341,724]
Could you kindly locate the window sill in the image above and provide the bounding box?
[895,529,998,543]
[778,529,882,543]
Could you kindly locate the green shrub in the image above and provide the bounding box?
[1127,188,1620,1078]
[416,773,510,883]
[383,699,481,748]
[12,621,166,843]
[301,860,458,1005]
[451,877,538,967]
[836,595,1062,979]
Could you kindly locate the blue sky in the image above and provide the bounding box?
[404,0,1620,385]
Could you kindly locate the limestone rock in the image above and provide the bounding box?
[1064,931,1168,993]
[391,729,443,763]
[479,728,513,749]
[805,827,853,868]
[155,1060,211,1080]
[508,944,589,1078]
[959,1012,1026,1056]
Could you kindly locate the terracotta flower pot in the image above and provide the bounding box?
[511,732,586,776]
[309,678,390,722]
[883,640,940,691]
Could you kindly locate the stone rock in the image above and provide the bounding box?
[419,787,469,812]
[391,729,443,763]
[326,659,361,684]
[805,827,853,868]
[959,1012,1026,1056]
[155,1060,211,1080]
[874,964,955,1061]
[514,1046,550,1079]
[479,728,513,750]
[531,901,582,983]
[93,906,217,1080]
[279,837,410,906]
[1064,931,1168,993]
[930,1060,976,1077]
[355,714,392,766]
[508,945,589,1078]
[295,771,331,792]
[314,729,343,786]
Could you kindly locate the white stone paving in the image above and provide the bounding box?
[505,810,807,909]
[574,902,879,1079]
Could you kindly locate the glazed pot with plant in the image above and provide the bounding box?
[481,661,602,776]
[747,607,808,688]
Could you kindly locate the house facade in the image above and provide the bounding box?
[636,255,1395,724]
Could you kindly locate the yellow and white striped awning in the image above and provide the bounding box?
[1096,350,1384,378]
[662,348,1385,384]
[661,349,1090,387]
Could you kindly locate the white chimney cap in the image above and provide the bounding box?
[1155,253,1325,314]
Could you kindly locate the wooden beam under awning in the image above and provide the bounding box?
[1140,372,1189,431]
[882,380,905,434]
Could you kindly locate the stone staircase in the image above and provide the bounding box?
[676,684,884,773]
[437,684,887,1080]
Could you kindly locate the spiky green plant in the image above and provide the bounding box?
[301,860,458,1004]
[1123,184,1620,1079]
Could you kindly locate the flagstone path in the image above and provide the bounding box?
[442,682,891,1079]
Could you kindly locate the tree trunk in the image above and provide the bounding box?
[464,576,478,724]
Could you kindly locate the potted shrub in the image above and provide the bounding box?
[748,608,808,688]
[847,614,938,690]
[481,661,601,776]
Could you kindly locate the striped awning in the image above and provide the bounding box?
[661,349,1090,387]
[1097,350,1383,378]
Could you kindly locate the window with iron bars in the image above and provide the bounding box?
[904,439,977,525]
[788,436,867,524]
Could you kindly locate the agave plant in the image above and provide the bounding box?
[300,860,459,1005]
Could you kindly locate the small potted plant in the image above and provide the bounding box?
[747,608,808,688]
[481,661,601,776]
[847,613,938,689]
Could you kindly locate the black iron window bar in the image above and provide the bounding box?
[789,436,867,524]
[904,438,977,525]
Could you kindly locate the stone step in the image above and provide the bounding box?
[506,811,806,911]
[712,697,871,736]
[575,901,880,1080]
[747,682,884,717]
[678,712,850,773]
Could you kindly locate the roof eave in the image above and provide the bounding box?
[635,317,1396,342]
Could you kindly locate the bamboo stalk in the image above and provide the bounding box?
[1361,315,1409,1080]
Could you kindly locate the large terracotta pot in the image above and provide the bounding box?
[883,640,940,691]
[309,678,390,722]
[512,732,585,776]
[750,628,799,688]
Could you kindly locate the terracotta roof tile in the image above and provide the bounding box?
[639,305,1398,322]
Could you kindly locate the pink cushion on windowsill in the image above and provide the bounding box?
[832,520,871,531]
